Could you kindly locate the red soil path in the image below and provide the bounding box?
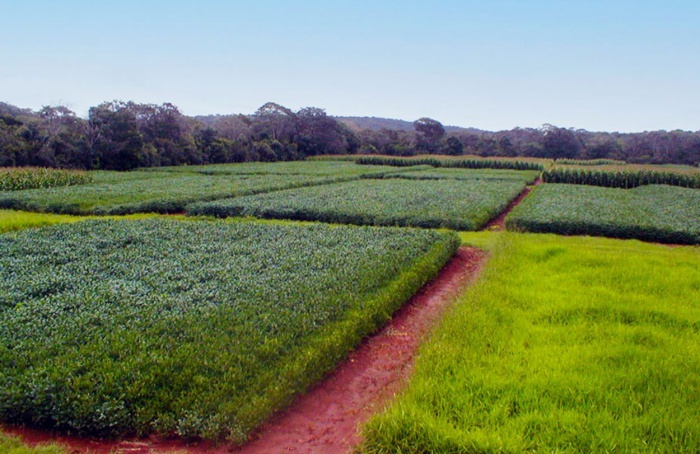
[2,247,487,454]
[483,179,541,231]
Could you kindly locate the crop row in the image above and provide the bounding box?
[505,184,700,244]
[356,155,548,171]
[555,158,626,166]
[543,165,700,189]
[188,178,527,231]
[0,167,92,191]
[0,219,459,442]
[363,167,540,184]
[148,160,417,177]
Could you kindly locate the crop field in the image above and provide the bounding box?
[356,154,549,171]
[0,171,346,215]
[544,163,700,189]
[0,167,92,191]
[367,167,540,184]
[361,233,700,453]
[0,219,459,442]
[506,184,700,244]
[187,178,527,230]
[151,160,422,177]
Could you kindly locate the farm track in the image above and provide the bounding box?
[483,178,541,231]
[2,247,487,454]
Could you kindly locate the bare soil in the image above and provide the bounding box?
[483,179,541,231]
[2,247,487,454]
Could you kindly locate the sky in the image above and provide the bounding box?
[1,0,699,132]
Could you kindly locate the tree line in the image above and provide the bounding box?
[1,100,698,170]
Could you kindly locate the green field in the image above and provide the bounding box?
[506,184,700,244]
[361,233,700,453]
[0,433,66,454]
[151,160,421,177]
[368,167,540,184]
[188,178,527,230]
[0,171,345,215]
[0,219,458,442]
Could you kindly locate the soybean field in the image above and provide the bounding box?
[0,219,458,442]
[506,184,700,244]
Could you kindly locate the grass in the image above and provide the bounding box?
[187,178,527,230]
[0,434,67,454]
[506,184,700,244]
[361,233,700,453]
[0,218,459,443]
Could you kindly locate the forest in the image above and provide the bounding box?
[1,100,698,170]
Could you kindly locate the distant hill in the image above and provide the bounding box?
[335,116,485,134]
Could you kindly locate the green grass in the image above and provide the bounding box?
[0,171,347,215]
[361,233,700,453]
[506,184,700,244]
[0,434,67,454]
[0,219,458,443]
[187,178,527,230]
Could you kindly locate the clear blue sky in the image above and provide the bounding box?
[1,0,699,132]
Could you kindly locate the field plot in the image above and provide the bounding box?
[543,163,700,189]
[0,171,342,215]
[151,160,421,177]
[362,233,700,453]
[188,178,527,230]
[506,184,700,244]
[0,219,459,443]
[368,167,540,184]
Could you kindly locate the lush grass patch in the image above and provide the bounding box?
[506,184,700,244]
[0,171,346,215]
[0,168,92,191]
[361,233,700,453]
[0,219,458,442]
[0,210,88,234]
[0,434,67,454]
[188,178,527,230]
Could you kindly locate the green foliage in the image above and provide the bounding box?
[0,171,348,215]
[543,164,700,188]
[506,184,700,244]
[364,167,540,184]
[356,155,548,171]
[361,233,700,453]
[188,178,527,230]
[148,160,416,177]
[0,167,92,191]
[555,158,626,166]
[0,434,67,454]
[0,219,458,442]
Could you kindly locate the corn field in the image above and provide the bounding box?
[0,167,92,191]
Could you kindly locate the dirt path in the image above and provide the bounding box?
[483,179,541,231]
[3,247,487,454]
